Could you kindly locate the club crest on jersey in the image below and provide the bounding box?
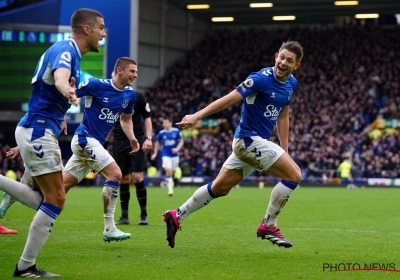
[122,99,129,108]
[244,78,254,88]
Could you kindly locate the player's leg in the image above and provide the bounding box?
[13,127,63,277]
[131,171,147,225]
[235,137,301,248]
[0,172,42,212]
[0,168,42,218]
[68,135,130,242]
[99,161,131,242]
[131,147,148,224]
[115,173,131,225]
[163,152,252,248]
[113,139,131,225]
[162,157,174,196]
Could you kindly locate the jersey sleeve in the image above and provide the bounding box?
[137,93,151,119]
[50,45,75,73]
[177,129,183,141]
[76,78,96,97]
[236,72,262,98]
[286,78,298,106]
[123,90,136,114]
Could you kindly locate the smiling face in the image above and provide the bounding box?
[274,49,301,81]
[86,17,106,53]
[116,63,138,87]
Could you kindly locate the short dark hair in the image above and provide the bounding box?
[163,117,173,123]
[70,8,104,34]
[113,57,137,73]
[279,41,304,62]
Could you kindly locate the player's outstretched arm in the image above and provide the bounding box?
[54,68,78,106]
[120,112,139,153]
[177,89,243,129]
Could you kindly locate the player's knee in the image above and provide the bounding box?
[47,189,66,208]
[290,165,302,183]
[211,184,231,197]
[131,173,143,183]
[114,170,122,182]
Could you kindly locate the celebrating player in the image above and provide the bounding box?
[163,41,303,249]
[0,8,105,278]
[0,57,139,245]
[151,118,184,196]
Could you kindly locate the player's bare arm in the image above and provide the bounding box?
[143,117,153,151]
[60,114,68,135]
[177,89,243,129]
[120,112,139,153]
[54,68,78,106]
[151,141,160,160]
[276,105,290,153]
[172,139,184,154]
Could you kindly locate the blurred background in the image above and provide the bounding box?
[0,0,399,187]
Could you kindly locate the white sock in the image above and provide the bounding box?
[0,175,42,210]
[18,202,60,271]
[263,181,297,227]
[102,182,119,233]
[166,176,174,194]
[177,182,217,223]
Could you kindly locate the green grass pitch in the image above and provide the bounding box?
[1,186,400,279]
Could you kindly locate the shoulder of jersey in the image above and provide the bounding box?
[260,67,274,78]
[159,129,166,134]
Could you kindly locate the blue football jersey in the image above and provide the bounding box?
[235,67,298,140]
[18,39,81,137]
[156,128,182,157]
[75,78,136,145]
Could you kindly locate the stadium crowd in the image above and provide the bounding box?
[0,25,399,181]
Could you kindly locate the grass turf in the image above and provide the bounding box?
[1,186,400,279]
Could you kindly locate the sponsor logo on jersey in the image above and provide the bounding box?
[240,84,246,92]
[99,108,120,124]
[145,103,151,112]
[122,99,129,108]
[164,139,176,146]
[263,105,282,120]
